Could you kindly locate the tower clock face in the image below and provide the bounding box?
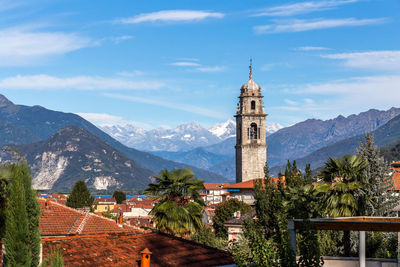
[235,65,267,183]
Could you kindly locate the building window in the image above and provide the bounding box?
[250,123,258,139]
[251,100,256,110]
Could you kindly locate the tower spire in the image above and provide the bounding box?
[249,58,252,80]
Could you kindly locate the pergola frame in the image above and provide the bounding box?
[288,217,400,267]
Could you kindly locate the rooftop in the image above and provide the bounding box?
[42,232,234,267]
[228,177,281,189]
[39,199,140,236]
[203,183,231,190]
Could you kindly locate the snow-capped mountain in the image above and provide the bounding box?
[209,120,236,139]
[266,122,284,134]
[101,122,221,152]
[100,120,285,152]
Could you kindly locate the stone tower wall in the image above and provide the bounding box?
[235,74,267,183]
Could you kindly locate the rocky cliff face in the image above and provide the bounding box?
[11,126,154,190]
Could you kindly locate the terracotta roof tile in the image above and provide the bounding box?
[227,178,281,189]
[39,199,140,236]
[42,232,233,267]
[203,183,231,190]
[392,168,400,191]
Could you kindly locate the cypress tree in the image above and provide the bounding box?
[5,164,31,267]
[359,133,400,216]
[0,165,11,239]
[20,163,41,267]
[66,180,94,209]
[304,164,313,184]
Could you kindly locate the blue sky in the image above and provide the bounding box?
[0,0,399,129]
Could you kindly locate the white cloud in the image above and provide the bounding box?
[0,74,164,90]
[108,35,134,44]
[117,10,224,24]
[322,50,400,71]
[104,93,229,120]
[284,99,298,105]
[271,75,400,121]
[295,75,400,95]
[254,18,387,34]
[170,62,201,67]
[196,66,226,72]
[116,70,145,77]
[76,113,130,125]
[254,0,358,17]
[0,28,92,66]
[0,0,24,12]
[296,46,330,51]
[76,112,153,128]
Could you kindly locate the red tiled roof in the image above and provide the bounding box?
[110,204,132,213]
[228,177,282,189]
[42,232,233,267]
[125,196,156,206]
[94,197,116,204]
[203,183,231,190]
[39,199,140,236]
[392,161,400,167]
[392,168,400,191]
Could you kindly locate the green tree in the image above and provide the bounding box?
[42,246,64,267]
[4,164,31,267]
[0,164,11,238]
[285,160,304,188]
[66,180,94,209]
[317,154,367,256]
[20,163,41,267]
[359,133,400,216]
[112,190,126,204]
[144,168,204,236]
[297,220,324,267]
[190,226,227,250]
[213,198,251,239]
[304,164,313,184]
[239,163,296,266]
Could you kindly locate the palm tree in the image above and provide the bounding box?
[317,155,367,256]
[144,168,205,236]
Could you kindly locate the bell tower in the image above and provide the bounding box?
[235,62,267,183]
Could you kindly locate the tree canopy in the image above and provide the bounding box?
[112,190,126,204]
[213,198,251,238]
[144,168,204,236]
[66,180,93,209]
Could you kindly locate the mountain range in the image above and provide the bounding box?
[1,92,400,186]
[100,120,284,152]
[0,94,226,190]
[269,112,400,174]
[145,108,400,179]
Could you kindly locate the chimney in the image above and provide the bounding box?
[45,199,49,209]
[140,248,152,267]
[116,214,123,225]
[236,211,241,218]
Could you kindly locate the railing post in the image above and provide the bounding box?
[359,231,365,267]
[398,231,400,267]
[288,220,296,257]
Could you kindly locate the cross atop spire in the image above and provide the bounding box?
[249,58,253,80]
